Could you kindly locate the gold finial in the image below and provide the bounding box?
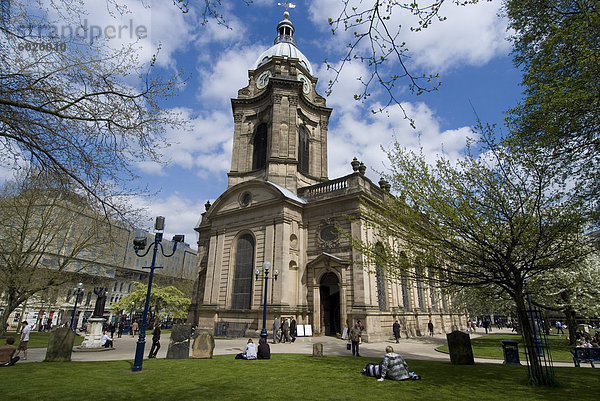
[278,1,296,19]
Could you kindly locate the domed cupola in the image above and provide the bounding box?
[254,9,313,75]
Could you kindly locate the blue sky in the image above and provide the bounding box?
[7,1,524,248]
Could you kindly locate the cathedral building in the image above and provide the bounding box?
[188,11,464,341]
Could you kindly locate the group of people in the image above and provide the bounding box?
[0,320,32,366]
[391,319,433,342]
[575,330,600,348]
[235,338,271,360]
[272,316,296,344]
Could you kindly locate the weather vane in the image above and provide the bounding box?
[278,2,296,13]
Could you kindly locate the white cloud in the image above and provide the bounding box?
[197,44,267,106]
[307,0,510,72]
[132,193,206,250]
[327,100,476,181]
[136,108,233,178]
[42,0,197,69]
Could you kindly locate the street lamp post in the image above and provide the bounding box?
[255,262,278,340]
[131,216,184,372]
[70,283,84,331]
[129,302,135,327]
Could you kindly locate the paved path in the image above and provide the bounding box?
[15,328,577,368]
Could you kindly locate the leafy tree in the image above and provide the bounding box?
[506,0,600,210]
[0,171,124,337]
[528,252,600,344]
[355,128,593,385]
[111,282,190,327]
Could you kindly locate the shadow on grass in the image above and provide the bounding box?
[0,354,598,401]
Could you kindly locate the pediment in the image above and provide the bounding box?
[307,252,351,269]
[204,180,306,219]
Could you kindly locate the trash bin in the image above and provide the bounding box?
[502,340,521,365]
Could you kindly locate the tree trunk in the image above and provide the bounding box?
[565,308,578,346]
[0,293,25,337]
[513,290,554,386]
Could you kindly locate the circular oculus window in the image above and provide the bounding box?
[320,225,339,241]
[240,193,252,207]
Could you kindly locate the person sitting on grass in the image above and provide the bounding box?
[0,337,20,366]
[235,338,257,360]
[362,346,420,381]
[257,337,271,359]
[101,331,114,348]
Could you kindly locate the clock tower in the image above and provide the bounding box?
[227,10,332,194]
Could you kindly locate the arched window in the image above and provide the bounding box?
[375,243,387,312]
[231,234,255,310]
[298,126,309,174]
[428,268,438,312]
[399,252,411,311]
[252,124,268,170]
[416,265,426,312]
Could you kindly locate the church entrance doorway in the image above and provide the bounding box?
[319,272,340,336]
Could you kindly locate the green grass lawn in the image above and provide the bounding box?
[436,333,582,362]
[0,355,598,400]
[2,331,84,348]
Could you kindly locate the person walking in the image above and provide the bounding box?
[290,317,297,343]
[14,321,31,360]
[131,320,138,337]
[349,321,362,357]
[556,321,565,336]
[282,318,290,343]
[148,321,161,358]
[117,321,124,338]
[272,316,280,344]
[393,320,400,343]
[427,320,434,336]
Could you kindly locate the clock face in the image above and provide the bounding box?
[320,225,339,241]
[297,73,311,94]
[256,70,271,89]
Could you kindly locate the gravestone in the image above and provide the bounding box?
[166,323,192,359]
[191,330,215,359]
[312,343,323,357]
[446,330,474,365]
[44,327,75,362]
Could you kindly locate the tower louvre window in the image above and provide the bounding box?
[231,234,255,310]
[252,124,268,170]
[298,126,309,174]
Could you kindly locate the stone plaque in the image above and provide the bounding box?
[191,330,215,359]
[166,323,192,359]
[446,330,474,365]
[312,343,323,357]
[44,327,75,362]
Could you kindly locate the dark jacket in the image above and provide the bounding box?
[152,326,161,342]
[257,343,271,359]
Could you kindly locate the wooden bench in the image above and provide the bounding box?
[570,348,600,368]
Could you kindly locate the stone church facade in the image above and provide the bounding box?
[188,12,465,341]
